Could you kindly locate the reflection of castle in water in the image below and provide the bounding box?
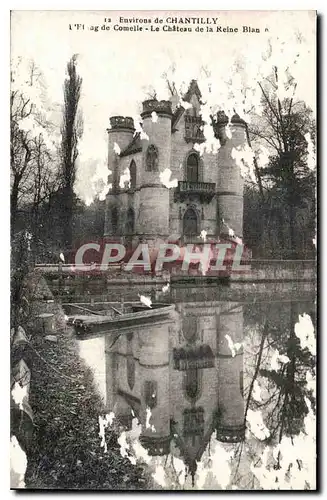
[104,300,245,484]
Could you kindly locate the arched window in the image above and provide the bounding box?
[112,207,118,234]
[126,208,135,235]
[186,153,199,182]
[183,208,198,237]
[146,145,159,171]
[130,160,136,189]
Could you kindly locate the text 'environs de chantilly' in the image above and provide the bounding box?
[116,17,260,33]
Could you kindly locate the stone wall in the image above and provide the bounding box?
[230,259,316,282]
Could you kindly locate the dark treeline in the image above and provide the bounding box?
[13,196,105,263]
[243,180,316,259]
[244,67,316,259]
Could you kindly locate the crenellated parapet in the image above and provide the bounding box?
[216,423,246,443]
[108,116,135,131]
[141,99,172,119]
[212,110,247,127]
[212,111,247,144]
[214,110,229,127]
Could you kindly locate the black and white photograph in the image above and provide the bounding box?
[10,10,317,491]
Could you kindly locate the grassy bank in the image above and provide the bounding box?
[23,326,151,490]
[16,272,152,490]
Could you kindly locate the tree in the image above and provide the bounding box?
[28,135,61,259]
[11,58,62,344]
[10,60,41,235]
[11,59,60,250]
[60,54,83,250]
[258,303,315,439]
[247,68,316,258]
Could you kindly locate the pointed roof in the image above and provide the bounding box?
[182,79,202,103]
[171,80,203,131]
[170,412,216,487]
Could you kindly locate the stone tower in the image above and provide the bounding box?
[216,305,245,442]
[214,112,246,239]
[104,81,247,245]
[105,116,135,238]
[138,323,171,455]
[137,100,172,241]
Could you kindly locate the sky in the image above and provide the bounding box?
[11,10,316,203]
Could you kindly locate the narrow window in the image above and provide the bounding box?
[130,160,136,188]
[186,153,199,182]
[144,381,157,409]
[146,145,159,172]
[126,208,135,234]
[183,208,198,237]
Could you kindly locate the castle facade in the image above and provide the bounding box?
[104,298,245,486]
[104,81,246,244]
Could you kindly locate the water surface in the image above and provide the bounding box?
[77,283,316,490]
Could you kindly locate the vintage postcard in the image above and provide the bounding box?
[10,10,317,491]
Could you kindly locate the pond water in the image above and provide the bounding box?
[76,283,316,490]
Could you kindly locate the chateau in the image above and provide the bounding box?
[104,297,245,486]
[104,80,246,245]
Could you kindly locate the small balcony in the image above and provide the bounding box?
[175,181,216,202]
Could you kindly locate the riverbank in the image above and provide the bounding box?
[14,273,153,490]
[25,330,151,489]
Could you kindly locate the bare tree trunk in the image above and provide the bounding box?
[289,203,296,258]
[63,185,73,249]
[11,174,22,237]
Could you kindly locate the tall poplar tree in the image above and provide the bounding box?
[61,54,83,250]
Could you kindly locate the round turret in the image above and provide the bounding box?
[105,116,136,237]
[213,111,246,238]
[138,100,173,239]
[138,323,171,447]
[216,306,245,443]
[107,116,135,190]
